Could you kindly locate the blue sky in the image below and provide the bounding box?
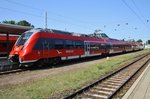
[0,0,150,42]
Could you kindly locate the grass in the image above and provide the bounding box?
[0,50,150,99]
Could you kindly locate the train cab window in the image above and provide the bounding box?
[16,32,33,46]
[54,39,64,49]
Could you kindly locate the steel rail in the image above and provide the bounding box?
[108,57,150,98]
[64,53,150,99]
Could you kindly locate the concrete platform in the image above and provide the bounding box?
[0,57,7,61]
[0,57,9,66]
[0,57,18,71]
[122,63,150,99]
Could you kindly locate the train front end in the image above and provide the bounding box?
[9,29,38,66]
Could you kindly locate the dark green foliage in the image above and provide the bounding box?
[17,20,34,27]
[2,20,16,24]
[146,40,150,44]
[137,39,143,43]
[1,20,34,27]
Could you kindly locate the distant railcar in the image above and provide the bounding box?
[0,34,18,56]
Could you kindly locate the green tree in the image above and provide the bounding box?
[1,20,34,27]
[2,20,16,24]
[137,39,143,43]
[17,20,34,27]
[128,39,135,42]
[146,40,150,45]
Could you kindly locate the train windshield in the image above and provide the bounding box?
[16,32,33,46]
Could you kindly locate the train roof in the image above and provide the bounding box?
[25,28,141,46]
[27,28,111,39]
[18,28,142,46]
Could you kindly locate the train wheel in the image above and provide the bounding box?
[34,59,45,67]
[123,50,126,53]
[52,57,61,65]
[102,52,109,57]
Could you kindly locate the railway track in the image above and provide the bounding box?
[0,68,27,75]
[0,51,142,76]
[64,53,150,99]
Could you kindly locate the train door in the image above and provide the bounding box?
[84,41,90,56]
[42,39,49,62]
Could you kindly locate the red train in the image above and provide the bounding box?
[0,34,18,56]
[9,28,143,66]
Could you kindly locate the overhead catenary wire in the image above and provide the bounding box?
[0,6,94,31]
[131,0,147,22]
[0,6,42,18]
[1,0,145,34]
[4,0,100,29]
[121,0,150,31]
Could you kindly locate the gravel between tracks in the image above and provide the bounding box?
[0,52,144,89]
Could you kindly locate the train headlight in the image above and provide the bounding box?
[15,52,18,54]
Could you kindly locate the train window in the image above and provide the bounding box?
[2,43,7,48]
[99,44,106,49]
[99,44,103,49]
[65,40,75,49]
[33,38,54,50]
[105,44,111,49]
[54,39,64,49]
[112,45,120,49]
[48,39,54,49]
[33,38,44,50]
[95,44,99,50]
[75,40,84,48]
[90,44,99,50]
